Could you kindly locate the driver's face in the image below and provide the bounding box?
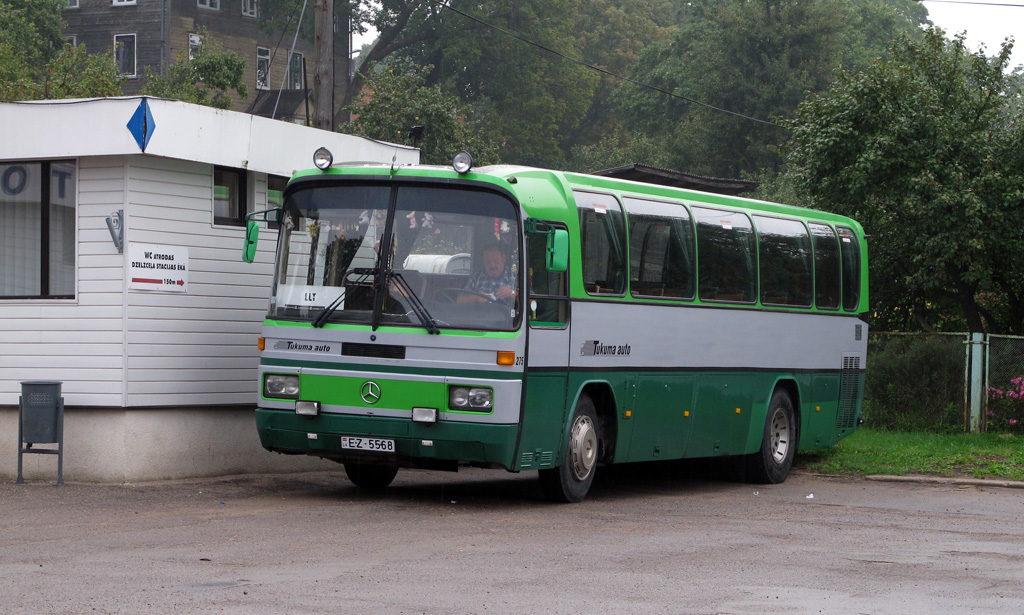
[483,248,505,277]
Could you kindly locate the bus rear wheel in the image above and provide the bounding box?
[344,461,399,490]
[539,394,600,503]
[745,389,796,484]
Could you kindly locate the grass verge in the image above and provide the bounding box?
[794,428,1024,482]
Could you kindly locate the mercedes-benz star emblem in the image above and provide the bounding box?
[360,381,381,404]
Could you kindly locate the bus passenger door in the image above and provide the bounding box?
[516,224,571,471]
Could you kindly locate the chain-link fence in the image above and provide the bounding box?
[985,335,1024,433]
[865,332,1024,433]
[864,333,967,433]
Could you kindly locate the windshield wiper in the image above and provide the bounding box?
[389,271,441,335]
[311,268,373,328]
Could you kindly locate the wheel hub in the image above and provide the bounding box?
[769,407,791,463]
[569,415,597,481]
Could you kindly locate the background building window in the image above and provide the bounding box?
[289,52,303,90]
[242,0,258,18]
[0,161,77,299]
[256,47,270,91]
[198,0,221,10]
[214,167,247,226]
[67,1,80,9]
[114,34,136,77]
[188,33,203,61]
[112,0,137,5]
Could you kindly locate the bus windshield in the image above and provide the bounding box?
[269,182,521,332]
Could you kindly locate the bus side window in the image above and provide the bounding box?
[837,226,861,311]
[527,224,568,326]
[754,216,812,307]
[626,203,695,300]
[693,207,757,303]
[574,191,627,296]
[809,223,840,310]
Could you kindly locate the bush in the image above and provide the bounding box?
[863,334,965,433]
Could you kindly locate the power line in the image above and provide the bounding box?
[424,0,783,129]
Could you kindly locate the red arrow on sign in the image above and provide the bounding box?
[177,279,185,286]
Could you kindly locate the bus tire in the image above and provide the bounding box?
[745,389,796,484]
[344,461,399,490]
[539,394,599,503]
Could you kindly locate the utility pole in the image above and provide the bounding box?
[313,0,334,131]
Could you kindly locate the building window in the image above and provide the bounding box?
[289,52,303,90]
[214,167,248,226]
[1,161,77,299]
[256,47,270,91]
[266,175,287,229]
[114,34,136,77]
[65,35,77,47]
[198,0,221,10]
[188,33,203,61]
[67,0,80,9]
[242,0,258,18]
[113,0,138,5]
[267,175,287,208]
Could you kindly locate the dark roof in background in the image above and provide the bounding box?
[594,163,759,196]
[247,90,312,121]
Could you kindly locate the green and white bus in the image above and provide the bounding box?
[243,149,867,502]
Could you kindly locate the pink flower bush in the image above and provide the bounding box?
[988,377,1024,431]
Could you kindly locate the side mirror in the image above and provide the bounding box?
[547,228,568,273]
[242,220,260,263]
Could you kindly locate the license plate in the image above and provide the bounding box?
[341,436,395,453]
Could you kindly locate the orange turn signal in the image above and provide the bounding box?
[258,337,265,351]
[497,351,516,366]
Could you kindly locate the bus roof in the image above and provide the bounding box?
[293,163,864,234]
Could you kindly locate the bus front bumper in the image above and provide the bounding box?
[255,408,520,471]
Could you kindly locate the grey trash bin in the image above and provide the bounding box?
[17,381,64,485]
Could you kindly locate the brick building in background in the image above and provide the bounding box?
[62,0,350,124]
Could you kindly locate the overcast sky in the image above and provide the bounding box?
[922,0,1023,68]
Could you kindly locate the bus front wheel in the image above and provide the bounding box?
[745,389,796,484]
[539,394,600,503]
[344,461,399,490]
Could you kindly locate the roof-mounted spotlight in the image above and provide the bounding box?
[313,147,334,170]
[452,151,473,174]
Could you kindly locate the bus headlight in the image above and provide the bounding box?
[265,374,300,399]
[449,386,492,411]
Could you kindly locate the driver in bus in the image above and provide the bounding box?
[458,241,515,304]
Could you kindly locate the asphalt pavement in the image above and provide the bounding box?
[2,465,1022,614]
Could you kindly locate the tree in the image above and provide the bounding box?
[142,36,247,109]
[0,0,122,101]
[567,0,676,147]
[614,0,929,178]
[340,60,499,165]
[403,0,599,167]
[782,28,1024,334]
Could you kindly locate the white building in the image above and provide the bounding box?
[0,97,419,483]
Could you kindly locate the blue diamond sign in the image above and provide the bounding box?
[126,98,156,152]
